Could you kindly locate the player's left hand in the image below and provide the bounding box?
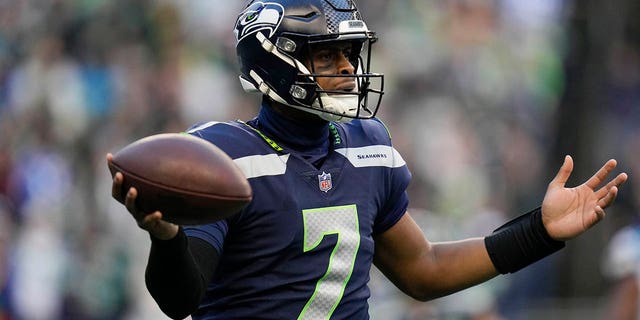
[541,155,628,241]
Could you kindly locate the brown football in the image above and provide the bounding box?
[108,133,252,225]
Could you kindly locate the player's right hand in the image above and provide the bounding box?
[108,153,179,240]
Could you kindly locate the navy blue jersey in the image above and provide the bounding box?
[184,118,411,320]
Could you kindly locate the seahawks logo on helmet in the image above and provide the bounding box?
[234,2,285,43]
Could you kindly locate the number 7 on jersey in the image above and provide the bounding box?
[298,204,361,320]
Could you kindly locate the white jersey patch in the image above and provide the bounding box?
[233,154,290,179]
[335,145,406,168]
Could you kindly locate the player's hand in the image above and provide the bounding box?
[541,155,628,241]
[107,153,179,240]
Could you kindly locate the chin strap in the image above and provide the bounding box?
[312,94,359,122]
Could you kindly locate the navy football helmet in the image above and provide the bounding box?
[234,0,384,122]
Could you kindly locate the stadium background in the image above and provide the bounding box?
[1,1,639,319]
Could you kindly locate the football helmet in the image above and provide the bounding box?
[234,0,384,122]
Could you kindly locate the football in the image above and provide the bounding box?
[108,133,252,225]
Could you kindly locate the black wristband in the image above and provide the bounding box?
[484,207,565,274]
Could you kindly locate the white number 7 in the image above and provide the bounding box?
[297,204,360,320]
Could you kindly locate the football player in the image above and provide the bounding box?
[107,0,628,319]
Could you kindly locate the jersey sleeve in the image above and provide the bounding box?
[184,221,229,255]
[374,190,409,234]
[365,118,412,234]
[181,121,254,255]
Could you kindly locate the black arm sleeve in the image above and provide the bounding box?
[484,207,565,274]
[144,227,219,320]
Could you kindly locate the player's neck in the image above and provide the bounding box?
[255,101,330,151]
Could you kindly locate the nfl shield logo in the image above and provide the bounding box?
[318,171,332,192]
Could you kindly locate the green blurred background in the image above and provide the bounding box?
[1,1,639,319]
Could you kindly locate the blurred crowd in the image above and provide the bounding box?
[0,1,638,320]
